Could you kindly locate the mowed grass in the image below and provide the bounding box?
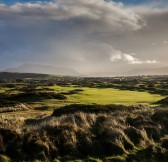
[49,85,164,105]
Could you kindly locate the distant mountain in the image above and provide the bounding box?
[2,64,81,76]
[125,67,168,76]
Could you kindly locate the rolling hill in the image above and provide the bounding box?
[1,64,81,76]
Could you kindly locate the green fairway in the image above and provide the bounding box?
[49,85,164,105]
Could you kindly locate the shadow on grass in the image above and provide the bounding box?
[0,91,67,105]
[52,104,148,117]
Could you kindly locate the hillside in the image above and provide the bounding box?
[0,72,49,81]
[1,64,81,76]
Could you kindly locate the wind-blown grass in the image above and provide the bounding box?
[1,104,168,161]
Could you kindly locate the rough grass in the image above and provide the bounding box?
[0,103,30,113]
[155,97,168,105]
[1,104,168,161]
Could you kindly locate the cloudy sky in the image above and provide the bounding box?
[0,0,168,76]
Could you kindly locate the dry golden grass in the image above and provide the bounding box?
[1,104,168,161]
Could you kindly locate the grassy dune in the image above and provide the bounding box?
[1,104,168,162]
[0,81,167,161]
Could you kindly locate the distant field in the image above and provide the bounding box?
[49,85,164,105]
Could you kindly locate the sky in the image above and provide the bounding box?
[0,0,168,76]
[0,0,145,4]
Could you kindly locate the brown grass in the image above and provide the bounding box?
[1,104,168,161]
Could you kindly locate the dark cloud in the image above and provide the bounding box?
[0,0,167,75]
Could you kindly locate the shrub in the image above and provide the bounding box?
[124,127,144,145]
[0,128,22,158]
[23,131,54,161]
[144,126,161,141]
[151,109,168,121]
[155,97,168,105]
[161,136,168,149]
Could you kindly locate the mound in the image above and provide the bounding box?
[52,104,150,117]
[0,99,17,108]
[156,97,168,105]
[0,92,67,103]
[0,104,30,113]
[1,104,168,161]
